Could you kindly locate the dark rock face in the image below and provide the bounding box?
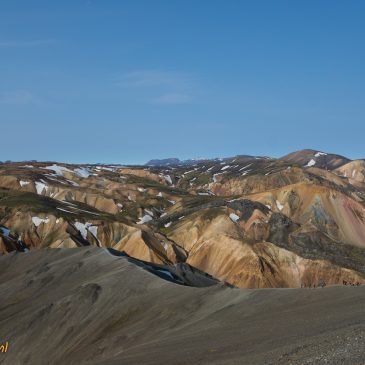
[107,248,222,287]
[268,213,299,247]
[228,199,270,220]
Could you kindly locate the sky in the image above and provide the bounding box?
[0,0,364,164]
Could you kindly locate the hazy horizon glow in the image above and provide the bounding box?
[1,0,365,164]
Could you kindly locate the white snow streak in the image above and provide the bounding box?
[306,159,316,167]
[32,216,50,227]
[229,213,240,222]
[276,200,284,211]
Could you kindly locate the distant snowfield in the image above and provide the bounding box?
[43,164,73,177]
[74,167,93,178]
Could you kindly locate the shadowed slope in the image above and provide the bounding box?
[0,248,364,365]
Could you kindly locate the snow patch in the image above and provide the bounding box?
[306,159,316,167]
[32,217,49,227]
[66,179,80,187]
[239,163,253,171]
[56,207,76,214]
[74,167,93,178]
[276,200,284,211]
[213,173,224,182]
[35,181,48,195]
[164,175,173,185]
[136,214,153,225]
[87,225,98,239]
[97,166,114,172]
[229,213,240,222]
[74,222,97,240]
[19,180,30,187]
[314,152,327,157]
[43,164,72,176]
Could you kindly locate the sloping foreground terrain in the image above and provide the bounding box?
[1,149,365,288]
[0,248,364,365]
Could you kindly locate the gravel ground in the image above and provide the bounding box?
[0,247,364,365]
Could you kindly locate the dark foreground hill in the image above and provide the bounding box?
[0,248,364,365]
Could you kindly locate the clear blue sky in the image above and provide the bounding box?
[1,0,364,164]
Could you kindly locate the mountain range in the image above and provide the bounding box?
[1,148,365,364]
[0,148,365,288]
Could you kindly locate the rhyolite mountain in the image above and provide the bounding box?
[1,148,365,288]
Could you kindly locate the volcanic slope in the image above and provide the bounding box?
[0,150,365,288]
[0,248,364,365]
